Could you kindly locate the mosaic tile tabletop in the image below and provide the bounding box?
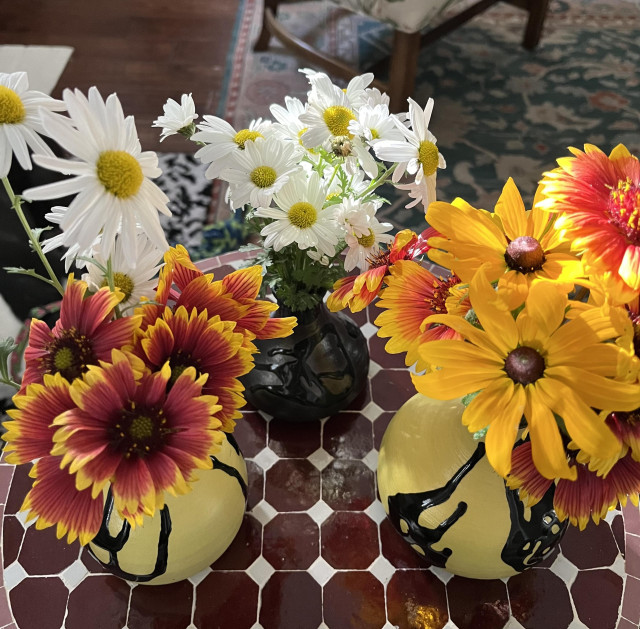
[0,250,639,629]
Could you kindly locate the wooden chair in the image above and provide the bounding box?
[254,0,552,111]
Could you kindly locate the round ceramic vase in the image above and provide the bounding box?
[242,300,369,421]
[377,393,567,579]
[89,434,248,585]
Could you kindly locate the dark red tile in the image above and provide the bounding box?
[447,576,509,629]
[370,370,415,411]
[246,460,264,511]
[269,419,321,458]
[507,570,573,629]
[0,586,14,626]
[571,569,623,629]
[611,514,625,558]
[195,572,258,629]
[210,264,236,279]
[346,378,371,411]
[234,411,267,458]
[323,413,373,459]
[560,519,619,569]
[322,459,375,510]
[617,618,640,629]
[387,570,449,629]
[18,522,80,575]
[380,518,430,569]
[369,333,407,368]
[535,543,560,568]
[211,514,261,570]
[66,575,131,628]
[321,512,379,569]
[323,572,386,629]
[80,546,109,574]
[624,504,640,535]
[2,516,24,567]
[343,307,369,328]
[129,579,193,629]
[260,572,321,629]
[621,576,640,625]
[265,459,320,512]
[5,464,32,515]
[0,464,15,502]
[10,577,67,629]
[373,411,394,450]
[263,513,318,570]
[626,534,640,577]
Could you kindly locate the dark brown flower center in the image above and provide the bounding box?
[111,402,174,459]
[43,328,97,381]
[367,250,391,269]
[428,275,461,315]
[608,178,640,246]
[504,346,545,385]
[504,236,546,273]
[168,350,201,385]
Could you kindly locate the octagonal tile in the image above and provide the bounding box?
[269,419,321,458]
[265,459,320,512]
[621,576,640,626]
[346,378,372,411]
[322,459,375,510]
[246,459,264,510]
[373,411,394,450]
[447,576,509,629]
[387,570,449,629]
[369,334,407,369]
[128,579,193,629]
[321,511,379,569]
[611,514,625,557]
[324,571,386,629]
[3,515,24,567]
[18,522,79,575]
[260,572,322,629]
[5,464,32,515]
[379,518,429,569]
[65,575,131,629]
[195,571,258,629]
[560,520,619,569]
[10,577,68,629]
[323,413,373,459]
[571,569,623,629]
[342,307,369,328]
[234,411,267,458]
[263,513,319,570]
[370,370,414,412]
[211,514,262,570]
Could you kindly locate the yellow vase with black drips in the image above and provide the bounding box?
[377,394,567,579]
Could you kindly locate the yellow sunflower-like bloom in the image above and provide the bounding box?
[426,178,583,309]
[413,265,640,480]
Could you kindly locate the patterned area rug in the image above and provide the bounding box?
[222,0,640,233]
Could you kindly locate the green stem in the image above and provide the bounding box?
[2,177,64,296]
[360,164,397,198]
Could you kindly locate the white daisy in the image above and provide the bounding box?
[153,93,198,142]
[22,87,170,266]
[192,115,271,179]
[349,104,404,145]
[221,135,300,209]
[396,177,435,213]
[343,214,394,272]
[334,196,379,238]
[373,97,446,205]
[254,171,339,256]
[363,87,390,108]
[0,71,65,177]
[83,232,164,311]
[41,206,98,272]
[269,96,314,160]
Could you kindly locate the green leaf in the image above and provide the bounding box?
[461,390,480,407]
[473,427,489,441]
[0,337,20,389]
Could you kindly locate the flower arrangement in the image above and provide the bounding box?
[160,69,444,312]
[0,72,295,545]
[330,142,640,529]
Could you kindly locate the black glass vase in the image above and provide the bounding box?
[242,298,370,421]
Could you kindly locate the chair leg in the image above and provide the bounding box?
[254,0,280,51]
[522,0,551,49]
[388,30,422,113]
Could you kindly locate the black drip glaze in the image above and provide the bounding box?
[226,432,241,457]
[210,454,248,499]
[89,489,172,582]
[387,442,486,567]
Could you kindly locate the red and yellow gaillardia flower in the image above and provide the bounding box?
[51,350,224,528]
[22,277,140,390]
[538,144,640,292]
[413,266,640,480]
[426,177,583,308]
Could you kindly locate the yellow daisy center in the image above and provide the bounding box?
[370,128,380,140]
[96,151,144,198]
[129,415,154,440]
[609,178,640,245]
[288,201,317,228]
[250,166,277,189]
[504,346,545,385]
[504,236,546,273]
[53,347,74,371]
[0,86,26,124]
[101,272,135,302]
[357,229,376,248]
[323,105,355,137]
[418,141,439,176]
[234,129,263,149]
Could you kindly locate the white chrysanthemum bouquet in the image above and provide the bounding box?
[158,69,446,312]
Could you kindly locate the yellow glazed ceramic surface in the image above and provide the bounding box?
[377,393,566,579]
[89,434,248,585]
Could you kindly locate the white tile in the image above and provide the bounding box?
[567,619,589,629]
[188,566,212,586]
[362,449,379,472]
[365,500,388,524]
[609,553,626,577]
[251,623,265,629]
[15,510,31,528]
[246,556,275,587]
[368,361,382,379]
[360,322,379,340]
[3,561,27,590]
[429,565,453,584]
[383,623,400,629]
[318,623,330,629]
[549,553,579,586]
[503,619,526,629]
[307,556,336,587]
[250,499,278,526]
[604,507,621,524]
[306,500,333,525]
[60,559,89,591]
[369,556,395,585]
[307,448,334,471]
[251,447,279,471]
[361,402,384,422]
